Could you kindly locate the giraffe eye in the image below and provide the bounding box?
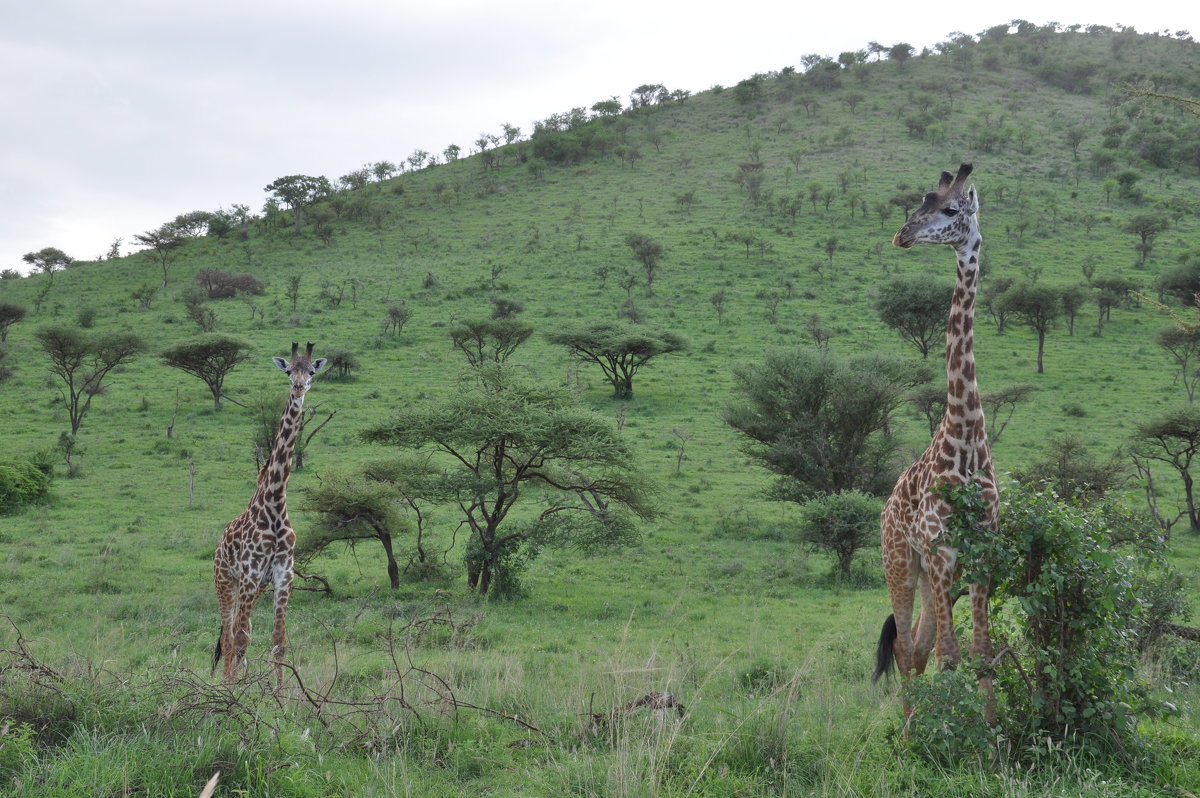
[943,207,959,217]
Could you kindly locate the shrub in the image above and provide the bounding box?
[796,490,882,575]
[932,480,1175,759]
[323,347,359,380]
[196,269,265,298]
[0,460,52,513]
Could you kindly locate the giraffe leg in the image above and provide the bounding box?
[229,586,262,681]
[214,570,237,679]
[883,550,919,679]
[929,550,961,671]
[271,566,293,690]
[969,583,996,723]
[910,573,937,676]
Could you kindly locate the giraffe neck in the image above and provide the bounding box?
[254,392,305,509]
[942,228,984,442]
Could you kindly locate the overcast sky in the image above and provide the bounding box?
[2,1,1193,274]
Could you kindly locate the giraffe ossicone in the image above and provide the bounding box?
[873,164,998,721]
[212,342,326,686]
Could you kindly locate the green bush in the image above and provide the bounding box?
[0,460,51,513]
[933,480,1176,760]
[796,490,881,575]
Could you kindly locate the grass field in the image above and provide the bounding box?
[3,23,1200,796]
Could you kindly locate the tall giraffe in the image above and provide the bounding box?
[212,342,326,685]
[872,164,998,717]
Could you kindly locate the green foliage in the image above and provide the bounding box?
[362,367,652,595]
[724,348,930,501]
[546,320,686,400]
[874,274,953,358]
[161,333,255,410]
[795,490,881,575]
[0,459,51,514]
[936,481,1173,759]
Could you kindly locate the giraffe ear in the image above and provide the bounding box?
[311,358,328,373]
[272,357,290,372]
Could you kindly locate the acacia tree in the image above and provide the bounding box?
[1157,326,1200,402]
[1125,213,1169,265]
[724,347,929,501]
[875,274,953,358]
[132,225,185,287]
[264,174,333,232]
[1135,405,1200,532]
[997,283,1062,373]
[361,368,653,596]
[35,325,145,434]
[546,321,686,400]
[624,233,665,295]
[22,247,73,280]
[0,303,26,342]
[448,318,533,367]
[161,334,255,410]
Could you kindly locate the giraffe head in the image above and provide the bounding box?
[272,342,326,397]
[892,163,978,250]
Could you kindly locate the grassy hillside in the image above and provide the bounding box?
[3,23,1200,796]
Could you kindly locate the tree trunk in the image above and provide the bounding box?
[1185,468,1199,532]
[380,532,400,589]
[1036,330,1045,374]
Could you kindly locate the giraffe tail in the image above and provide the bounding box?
[211,628,223,676]
[872,614,897,683]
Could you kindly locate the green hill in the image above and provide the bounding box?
[2,23,1200,796]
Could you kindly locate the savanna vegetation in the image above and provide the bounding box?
[4,21,1200,796]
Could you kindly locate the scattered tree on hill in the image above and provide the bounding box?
[983,383,1039,444]
[1125,213,1169,265]
[449,318,534,367]
[1060,284,1088,335]
[1134,405,1200,532]
[0,303,26,343]
[323,347,360,380]
[888,42,916,67]
[1157,325,1200,402]
[264,174,332,232]
[22,247,72,280]
[1157,256,1200,306]
[132,225,184,288]
[361,368,654,596]
[383,302,413,336]
[724,348,929,502]
[35,325,145,435]
[997,283,1062,373]
[1093,275,1137,334]
[875,275,953,358]
[624,233,665,295]
[170,210,216,237]
[546,321,686,400]
[161,334,255,410]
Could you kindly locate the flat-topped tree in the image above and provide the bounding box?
[0,303,26,343]
[547,321,686,400]
[22,247,72,280]
[162,334,255,410]
[362,367,653,596]
[35,325,145,435]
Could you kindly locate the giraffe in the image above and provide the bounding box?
[872,164,998,719]
[212,342,326,685]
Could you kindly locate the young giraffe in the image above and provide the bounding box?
[212,342,326,685]
[872,164,998,718]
